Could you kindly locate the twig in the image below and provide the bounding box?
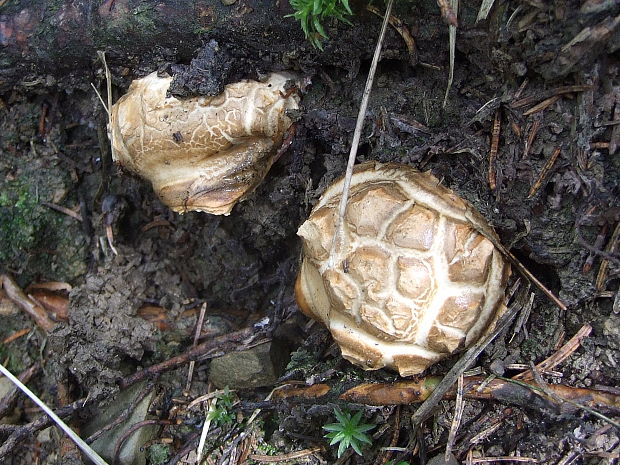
[366,5,417,66]
[527,147,562,198]
[513,324,592,381]
[0,274,56,331]
[0,363,108,464]
[522,119,541,160]
[113,419,173,465]
[0,363,39,420]
[328,0,395,267]
[118,327,259,389]
[436,0,458,26]
[86,380,157,444]
[446,374,464,461]
[165,432,201,465]
[249,446,323,462]
[511,85,592,109]
[523,95,560,116]
[488,109,501,190]
[186,302,208,392]
[41,201,83,221]
[596,222,620,290]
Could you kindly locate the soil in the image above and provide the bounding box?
[1,0,619,464]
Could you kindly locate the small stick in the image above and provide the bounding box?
[41,201,83,221]
[0,363,39,420]
[446,374,465,461]
[488,109,501,190]
[366,5,417,66]
[522,119,541,160]
[527,147,562,198]
[113,419,173,465]
[118,326,258,389]
[436,0,458,26]
[249,446,323,463]
[328,0,395,266]
[513,324,592,381]
[523,95,560,116]
[596,222,620,290]
[185,302,208,392]
[511,85,592,109]
[2,328,31,344]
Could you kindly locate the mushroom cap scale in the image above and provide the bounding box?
[109,72,299,215]
[296,161,511,376]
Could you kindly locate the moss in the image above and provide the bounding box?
[0,179,44,265]
[146,443,170,465]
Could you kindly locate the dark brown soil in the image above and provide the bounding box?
[1,1,619,464]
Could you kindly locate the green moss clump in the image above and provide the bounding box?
[146,443,170,465]
[0,179,44,265]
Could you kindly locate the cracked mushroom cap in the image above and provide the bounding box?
[109,72,299,215]
[296,162,511,376]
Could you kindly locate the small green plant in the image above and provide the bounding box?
[287,0,353,49]
[323,407,375,457]
[207,387,236,426]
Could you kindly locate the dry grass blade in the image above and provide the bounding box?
[366,4,417,65]
[328,0,395,265]
[0,363,109,465]
[196,396,218,464]
[442,0,458,108]
[476,0,496,23]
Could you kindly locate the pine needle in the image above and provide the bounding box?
[0,362,109,465]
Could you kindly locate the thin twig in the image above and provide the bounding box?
[446,374,464,461]
[328,0,395,267]
[186,303,208,392]
[1,274,55,331]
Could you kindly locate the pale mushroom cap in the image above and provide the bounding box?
[296,161,511,376]
[109,72,300,215]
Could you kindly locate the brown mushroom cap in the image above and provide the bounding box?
[109,72,299,215]
[296,161,511,376]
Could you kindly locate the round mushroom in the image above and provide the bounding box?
[296,161,511,376]
[109,72,299,215]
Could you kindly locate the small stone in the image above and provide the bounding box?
[221,0,237,4]
[82,382,157,465]
[427,452,459,465]
[208,340,290,389]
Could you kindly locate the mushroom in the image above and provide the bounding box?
[295,161,511,376]
[109,72,299,215]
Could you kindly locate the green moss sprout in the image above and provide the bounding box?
[323,407,375,457]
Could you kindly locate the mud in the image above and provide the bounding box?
[1,0,619,463]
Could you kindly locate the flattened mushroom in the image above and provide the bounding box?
[109,72,299,215]
[296,162,511,376]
